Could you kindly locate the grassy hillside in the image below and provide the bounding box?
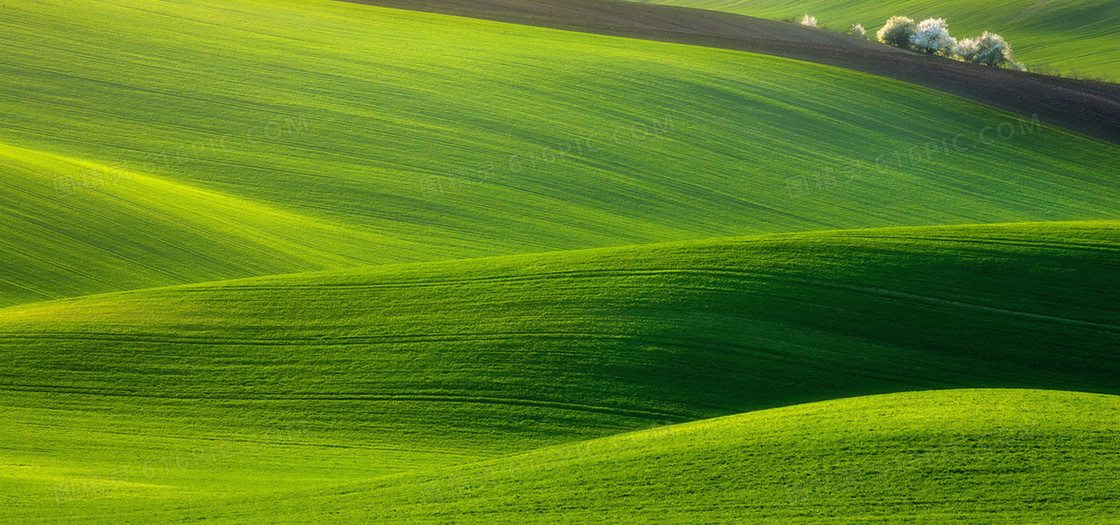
[2,221,1118,520]
[3,0,1120,522]
[3,0,1120,306]
[10,389,1120,522]
[203,389,1120,523]
[0,143,426,307]
[635,0,1120,79]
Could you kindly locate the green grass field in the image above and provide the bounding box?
[19,386,1120,523]
[634,0,1120,79]
[3,0,1119,306]
[1,0,1119,522]
[212,389,1120,523]
[3,222,1119,521]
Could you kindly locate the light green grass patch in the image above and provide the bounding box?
[2,0,1119,307]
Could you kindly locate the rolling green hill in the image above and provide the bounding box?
[0,143,425,307]
[634,0,1120,79]
[3,0,1120,522]
[3,221,1118,521]
[199,389,1120,523]
[3,0,1120,307]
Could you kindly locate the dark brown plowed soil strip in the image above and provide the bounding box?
[337,0,1120,145]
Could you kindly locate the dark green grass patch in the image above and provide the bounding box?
[1,221,1117,520]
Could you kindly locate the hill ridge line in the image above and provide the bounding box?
[1,219,1114,315]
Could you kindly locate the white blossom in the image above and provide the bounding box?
[957,32,1014,67]
[911,18,958,56]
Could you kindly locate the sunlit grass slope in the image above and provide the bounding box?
[208,389,1120,524]
[636,0,1120,79]
[11,390,1120,522]
[0,143,428,307]
[2,0,1120,308]
[2,221,1118,520]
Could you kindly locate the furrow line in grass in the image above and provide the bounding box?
[0,213,251,284]
[0,141,419,271]
[0,385,691,420]
[174,267,778,292]
[824,283,1120,330]
[0,276,51,302]
[20,201,289,280]
[3,267,1109,333]
[0,170,306,284]
[0,237,140,291]
[152,265,1120,329]
[0,60,326,137]
[0,92,406,181]
[0,42,359,121]
[81,186,353,271]
[3,49,614,179]
[106,1,322,45]
[0,330,638,346]
[832,233,1120,254]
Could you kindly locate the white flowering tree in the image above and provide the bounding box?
[957,32,1015,67]
[877,16,916,48]
[800,14,818,28]
[846,23,867,38]
[911,18,957,56]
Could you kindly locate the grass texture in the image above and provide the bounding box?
[2,0,1119,522]
[2,0,1119,306]
[213,389,1120,523]
[1,221,1118,521]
